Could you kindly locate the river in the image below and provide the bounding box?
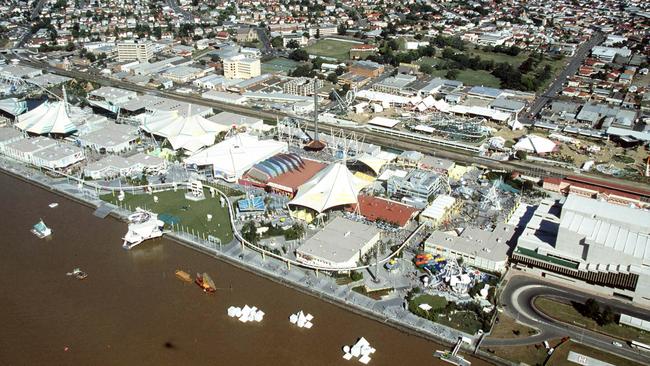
[0,172,491,366]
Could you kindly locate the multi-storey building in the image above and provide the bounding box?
[117,40,153,63]
[223,55,261,80]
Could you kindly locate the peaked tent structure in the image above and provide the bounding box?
[0,98,27,117]
[15,101,77,135]
[141,111,230,153]
[185,133,288,182]
[513,134,557,154]
[289,162,371,216]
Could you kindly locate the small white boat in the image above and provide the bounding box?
[31,219,52,238]
[122,210,164,250]
[127,208,151,224]
[66,268,88,280]
[48,203,59,208]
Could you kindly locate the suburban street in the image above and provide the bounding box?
[167,0,192,22]
[484,274,650,364]
[522,31,605,124]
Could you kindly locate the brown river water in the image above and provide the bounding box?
[0,172,491,366]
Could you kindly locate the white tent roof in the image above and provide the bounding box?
[289,162,371,213]
[15,101,76,135]
[142,111,230,153]
[514,135,556,154]
[356,154,388,175]
[0,98,27,116]
[185,133,288,181]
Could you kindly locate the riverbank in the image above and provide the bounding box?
[0,157,504,365]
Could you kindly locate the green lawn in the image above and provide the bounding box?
[411,294,447,311]
[467,46,528,67]
[304,39,358,60]
[535,297,650,343]
[438,311,483,335]
[101,188,233,243]
[489,313,538,339]
[489,341,555,366]
[261,57,300,74]
[548,341,644,366]
[428,69,501,88]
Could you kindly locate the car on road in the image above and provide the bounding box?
[612,341,623,348]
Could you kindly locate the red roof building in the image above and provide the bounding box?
[349,195,419,227]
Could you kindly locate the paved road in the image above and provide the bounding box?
[167,0,192,22]
[522,31,605,124]
[256,27,273,54]
[484,274,650,365]
[30,0,47,20]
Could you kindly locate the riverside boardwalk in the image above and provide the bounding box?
[0,155,478,352]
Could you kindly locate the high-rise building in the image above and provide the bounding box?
[223,55,261,80]
[117,40,154,63]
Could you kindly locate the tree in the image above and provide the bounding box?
[599,306,616,326]
[326,72,338,83]
[241,221,258,244]
[290,64,315,77]
[289,49,309,62]
[445,69,459,79]
[311,57,324,70]
[420,64,433,75]
[315,28,320,39]
[337,24,347,36]
[270,36,283,48]
[286,39,300,49]
[583,298,600,319]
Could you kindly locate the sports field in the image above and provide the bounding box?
[304,39,359,60]
[262,57,300,74]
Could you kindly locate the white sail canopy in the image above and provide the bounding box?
[0,98,27,116]
[514,135,557,154]
[142,111,230,153]
[289,162,370,213]
[15,101,77,135]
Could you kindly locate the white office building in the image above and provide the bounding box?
[117,40,154,63]
[223,55,261,80]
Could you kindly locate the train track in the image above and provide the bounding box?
[16,57,650,190]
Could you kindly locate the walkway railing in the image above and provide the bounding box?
[38,165,425,273]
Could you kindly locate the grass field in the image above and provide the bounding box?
[428,69,501,88]
[535,297,650,343]
[410,294,447,312]
[490,343,553,366]
[101,189,233,243]
[304,39,359,60]
[467,46,529,67]
[489,313,538,339]
[437,311,483,335]
[548,341,644,366]
[419,46,565,90]
[261,57,300,74]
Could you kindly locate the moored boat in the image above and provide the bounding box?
[195,272,216,293]
[66,268,88,280]
[122,210,164,250]
[31,219,52,238]
[175,270,192,282]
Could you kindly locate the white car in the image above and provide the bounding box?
[612,341,623,348]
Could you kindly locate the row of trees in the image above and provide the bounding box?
[574,298,617,326]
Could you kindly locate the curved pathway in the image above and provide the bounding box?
[483,274,650,365]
